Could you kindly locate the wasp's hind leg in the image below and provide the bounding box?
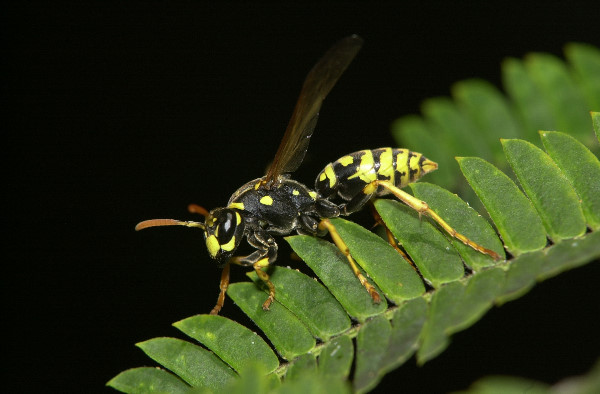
[318,218,381,303]
[366,180,501,260]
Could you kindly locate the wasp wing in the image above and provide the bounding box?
[264,35,363,185]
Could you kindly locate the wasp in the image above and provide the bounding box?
[136,35,500,315]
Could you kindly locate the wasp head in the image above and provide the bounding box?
[203,208,245,264]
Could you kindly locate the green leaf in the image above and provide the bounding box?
[271,374,351,394]
[422,96,494,161]
[565,43,600,111]
[457,156,547,255]
[446,267,505,334]
[285,353,317,381]
[453,79,522,161]
[379,297,428,371]
[247,266,350,341]
[107,367,190,393]
[498,231,600,304]
[502,138,587,240]
[173,314,279,374]
[502,57,554,143]
[375,199,465,287]
[417,281,464,362]
[459,359,600,393]
[287,235,387,322]
[224,363,280,394]
[328,217,426,303]
[525,53,591,144]
[317,334,354,380]
[353,315,392,393]
[456,375,550,394]
[418,268,504,364]
[540,130,600,229]
[136,337,236,389]
[226,282,315,360]
[113,45,600,394]
[593,112,600,142]
[536,229,600,280]
[496,252,542,304]
[410,182,505,269]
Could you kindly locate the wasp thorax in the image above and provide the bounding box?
[204,208,245,262]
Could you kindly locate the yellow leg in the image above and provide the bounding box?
[370,180,501,260]
[210,262,231,315]
[253,258,276,310]
[318,219,381,303]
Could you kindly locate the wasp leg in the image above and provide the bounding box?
[369,203,416,269]
[210,261,231,315]
[318,218,381,303]
[232,230,278,311]
[367,180,501,260]
[253,257,276,311]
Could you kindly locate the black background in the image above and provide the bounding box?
[6,2,599,393]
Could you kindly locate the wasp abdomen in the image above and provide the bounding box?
[315,147,438,202]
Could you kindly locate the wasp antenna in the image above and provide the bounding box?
[188,204,210,217]
[135,219,205,231]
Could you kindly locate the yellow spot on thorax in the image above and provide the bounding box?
[292,189,300,196]
[308,191,317,199]
[229,202,245,210]
[339,155,354,166]
[260,195,273,206]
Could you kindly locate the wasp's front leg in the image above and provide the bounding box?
[233,230,278,311]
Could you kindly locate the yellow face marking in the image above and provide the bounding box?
[206,235,220,257]
[378,148,394,184]
[235,212,242,225]
[339,155,354,166]
[319,172,327,182]
[308,191,317,199]
[292,189,300,196]
[220,236,236,252]
[324,164,337,188]
[229,202,245,210]
[348,150,377,184]
[260,195,273,206]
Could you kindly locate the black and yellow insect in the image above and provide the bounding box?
[136,35,500,315]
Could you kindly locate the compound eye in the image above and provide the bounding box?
[217,211,236,243]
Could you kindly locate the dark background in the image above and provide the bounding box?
[6,2,599,393]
